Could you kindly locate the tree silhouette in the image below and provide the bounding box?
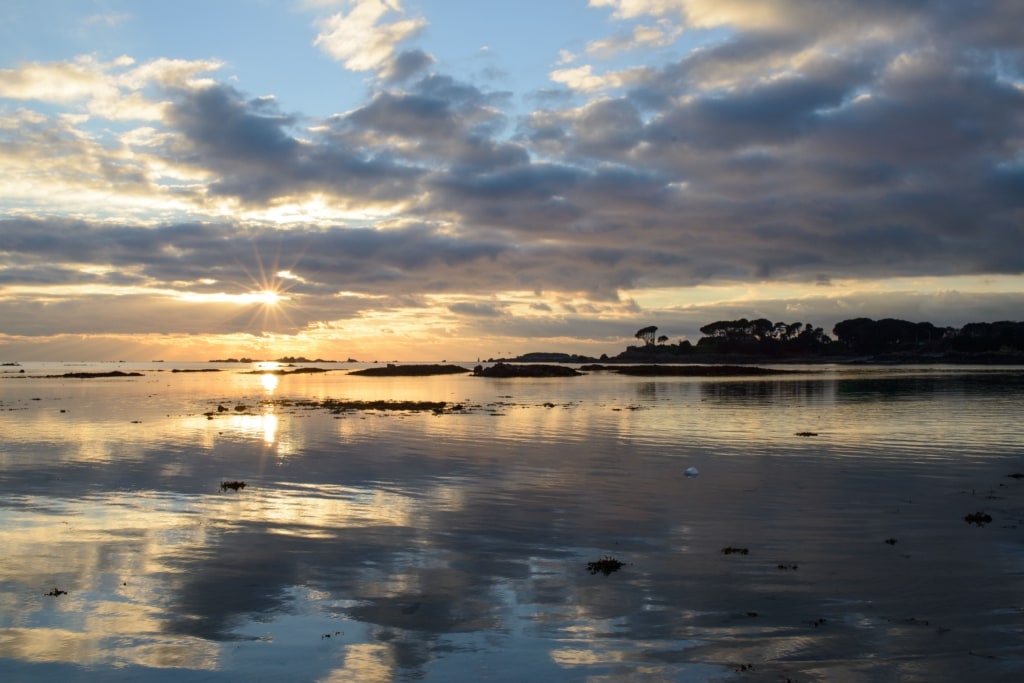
[635,325,658,346]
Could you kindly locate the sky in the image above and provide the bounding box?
[0,0,1022,362]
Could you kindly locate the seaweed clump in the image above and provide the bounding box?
[221,481,247,491]
[473,363,581,378]
[50,371,143,378]
[964,511,992,526]
[587,556,625,575]
[348,364,469,377]
[308,398,451,414]
[243,367,333,376]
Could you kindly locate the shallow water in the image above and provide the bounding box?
[1,362,1023,682]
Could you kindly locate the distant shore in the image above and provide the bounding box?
[491,349,1024,366]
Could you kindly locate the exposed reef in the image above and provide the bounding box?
[472,363,582,378]
[48,371,144,379]
[291,398,457,414]
[348,364,469,377]
[243,367,334,376]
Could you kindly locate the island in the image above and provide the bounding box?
[493,317,1024,366]
[472,363,582,378]
[243,367,335,376]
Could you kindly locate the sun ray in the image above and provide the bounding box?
[212,244,312,340]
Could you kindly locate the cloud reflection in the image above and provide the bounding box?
[3,370,1024,680]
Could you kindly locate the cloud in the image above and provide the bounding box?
[383,49,436,82]
[585,21,683,58]
[313,0,426,73]
[0,58,118,103]
[448,301,505,318]
[548,63,651,93]
[0,55,222,121]
[1,1,1022,359]
[163,82,424,206]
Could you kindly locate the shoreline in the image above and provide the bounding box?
[493,350,1024,366]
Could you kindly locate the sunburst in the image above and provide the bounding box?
[221,249,307,338]
[238,289,285,306]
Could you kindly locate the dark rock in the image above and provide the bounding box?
[348,364,469,377]
[473,363,581,378]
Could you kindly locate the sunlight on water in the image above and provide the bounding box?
[260,372,279,393]
[1,363,1023,681]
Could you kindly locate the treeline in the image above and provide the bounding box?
[625,318,1024,359]
[833,318,1024,355]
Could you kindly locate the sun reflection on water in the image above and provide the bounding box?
[260,372,279,394]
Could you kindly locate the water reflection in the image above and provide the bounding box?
[700,378,830,405]
[230,411,279,446]
[1,367,1023,680]
[260,372,279,394]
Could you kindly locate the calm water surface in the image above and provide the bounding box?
[1,362,1023,682]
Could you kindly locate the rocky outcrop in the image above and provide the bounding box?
[472,363,582,378]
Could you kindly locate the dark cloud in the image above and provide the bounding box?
[1,0,1022,354]
[167,86,298,166]
[338,74,524,173]
[164,83,424,204]
[447,301,504,317]
[383,49,436,83]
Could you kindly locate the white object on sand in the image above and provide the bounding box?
[684,466,699,478]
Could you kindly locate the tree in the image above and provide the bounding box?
[657,335,669,345]
[635,325,658,346]
[833,317,934,354]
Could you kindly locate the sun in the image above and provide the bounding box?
[237,289,283,306]
[255,289,282,306]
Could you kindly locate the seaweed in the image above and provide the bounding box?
[300,398,450,413]
[721,546,749,555]
[964,511,992,526]
[48,371,143,378]
[348,364,469,377]
[587,556,625,575]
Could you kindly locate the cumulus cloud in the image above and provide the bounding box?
[585,21,683,58]
[0,55,222,121]
[313,0,426,73]
[548,63,651,93]
[382,49,436,83]
[1,1,1022,358]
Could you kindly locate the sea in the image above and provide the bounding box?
[1,361,1023,682]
